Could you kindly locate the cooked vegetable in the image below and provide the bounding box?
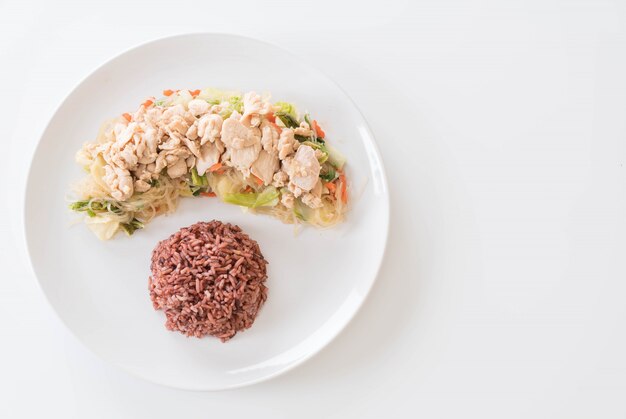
[339,173,348,204]
[275,111,299,128]
[327,144,346,169]
[274,102,298,120]
[222,186,280,208]
[120,218,144,236]
[312,120,325,138]
[70,88,349,239]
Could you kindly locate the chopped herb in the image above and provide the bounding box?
[120,218,144,236]
[320,166,336,182]
[275,112,299,128]
[294,134,310,142]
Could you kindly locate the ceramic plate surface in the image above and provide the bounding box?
[24,33,389,390]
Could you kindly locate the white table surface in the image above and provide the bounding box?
[2,0,625,417]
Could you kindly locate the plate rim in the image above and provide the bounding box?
[23,32,390,391]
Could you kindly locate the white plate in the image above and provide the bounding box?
[24,33,389,390]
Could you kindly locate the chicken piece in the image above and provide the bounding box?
[186,155,196,168]
[166,115,189,136]
[272,170,289,188]
[182,136,201,159]
[302,181,323,208]
[197,114,223,145]
[221,117,261,149]
[277,128,298,160]
[196,142,224,175]
[158,132,182,150]
[294,121,313,138]
[115,122,137,146]
[137,126,159,164]
[154,152,167,173]
[166,158,188,178]
[220,116,262,175]
[241,91,269,127]
[187,99,210,117]
[226,143,262,176]
[281,192,295,209]
[144,107,164,125]
[284,145,320,192]
[186,122,198,140]
[134,179,151,193]
[118,143,139,169]
[161,104,186,122]
[103,165,133,201]
[260,120,279,153]
[251,150,279,185]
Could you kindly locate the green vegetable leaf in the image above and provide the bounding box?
[223,186,280,208]
[294,134,310,142]
[275,112,299,128]
[320,166,336,182]
[274,102,298,120]
[69,201,89,211]
[326,144,346,170]
[120,218,144,236]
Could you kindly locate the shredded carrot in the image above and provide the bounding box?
[163,89,174,96]
[200,192,217,197]
[243,186,253,193]
[189,89,201,97]
[142,99,153,108]
[339,173,347,204]
[325,181,336,194]
[312,120,326,138]
[122,113,132,122]
[266,112,276,123]
[252,174,264,186]
[208,162,223,172]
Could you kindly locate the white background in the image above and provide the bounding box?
[2,0,625,417]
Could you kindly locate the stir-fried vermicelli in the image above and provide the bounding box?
[69,88,348,239]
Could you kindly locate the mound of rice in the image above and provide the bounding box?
[149,220,268,342]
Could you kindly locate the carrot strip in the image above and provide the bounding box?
[189,89,201,97]
[122,113,132,122]
[312,120,326,138]
[208,162,223,172]
[339,173,347,204]
[142,99,153,108]
[252,174,264,186]
[163,89,174,96]
[325,182,336,194]
[200,192,217,197]
[266,112,276,123]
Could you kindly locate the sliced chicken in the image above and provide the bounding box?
[166,158,188,178]
[103,165,133,201]
[251,150,279,185]
[187,99,210,117]
[277,128,298,160]
[284,145,321,192]
[196,141,224,175]
[241,91,269,126]
[197,114,223,145]
[260,120,279,153]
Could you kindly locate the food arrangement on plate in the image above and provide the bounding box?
[68,88,349,341]
[69,88,348,240]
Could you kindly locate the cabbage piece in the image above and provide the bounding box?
[223,186,279,208]
[85,216,120,240]
[326,144,346,170]
[274,101,298,120]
